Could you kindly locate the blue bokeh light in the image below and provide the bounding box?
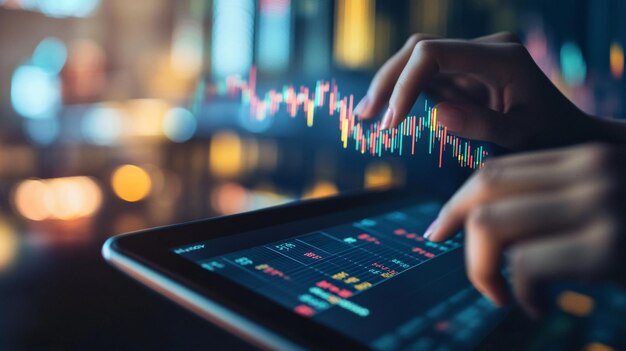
[24,117,60,145]
[11,65,61,119]
[35,0,100,18]
[81,106,123,145]
[238,106,273,133]
[211,0,254,77]
[163,107,197,143]
[32,37,67,75]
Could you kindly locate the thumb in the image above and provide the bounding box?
[435,102,511,146]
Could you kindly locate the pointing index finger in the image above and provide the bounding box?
[386,40,527,129]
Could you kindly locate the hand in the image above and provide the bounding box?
[422,143,626,317]
[354,32,597,150]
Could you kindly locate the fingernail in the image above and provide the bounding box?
[354,96,370,118]
[436,104,465,132]
[423,218,439,239]
[381,107,394,129]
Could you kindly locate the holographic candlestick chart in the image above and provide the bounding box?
[194,67,487,169]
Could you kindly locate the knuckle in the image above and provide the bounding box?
[476,159,503,188]
[406,33,429,47]
[467,206,495,232]
[413,39,435,56]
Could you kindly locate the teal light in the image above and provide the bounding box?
[35,0,100,17]
[560,41,587,87]
[11,65,61,119]
[24,117,59,145]
[81,106,122,145]
[32,37,67,75]
[211,0,254,77]
[163,107,197,143]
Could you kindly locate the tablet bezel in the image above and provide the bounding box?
[104,189,445,350]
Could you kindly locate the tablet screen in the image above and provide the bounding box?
[172,203,507,350]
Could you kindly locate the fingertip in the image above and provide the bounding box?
[423,218,439,240]
[389,106,408,129]
[477,279,510,308]
[424,217,454,242]
[380,107,394,130]
[354,96,372,119]
[427,228,445,242]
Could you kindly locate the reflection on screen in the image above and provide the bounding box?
[174,203,508,350]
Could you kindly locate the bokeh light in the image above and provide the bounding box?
[81,105,122,145]
[334,0,375,69]
[162,107,197,142]
[610,42,624,79]
[0,217,19,272]
[35,0,100,18]
[14,179,52,221]
[256,0,292,73]
[11,65,61,119]
[111,165,152,202]
[32,37,67,75]
[124,99,170,138]
[239,107,274,133]
[13,177,102,221]
[582,342,617,351]
[209,131,243,178]
[211,182,249,214]
[24,117,59,145]
[211,0,254,77]
[557,290,594,317]
[302,180,338,199]
[171,19,203,77]
[560,41,587,87]
[364,161,394,189]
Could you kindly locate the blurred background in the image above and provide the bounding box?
[1,0,626,350]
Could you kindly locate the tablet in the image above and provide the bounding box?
[102,189,509,350]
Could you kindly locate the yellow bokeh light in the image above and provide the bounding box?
[0,218,19,272]
[334,0,375,69]
[303,181,339,200]
[13,177,102,221]
[75,177,103,217]
[557,290,594,317]
[123,99,171,138]
[364,162,395,189]
[14,179,53,221]
[209,131,243,178]
[583,342,616,351]
[112,165,152,202]
[610,42,624,79]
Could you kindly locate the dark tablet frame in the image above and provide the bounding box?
[103,189,463,350]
